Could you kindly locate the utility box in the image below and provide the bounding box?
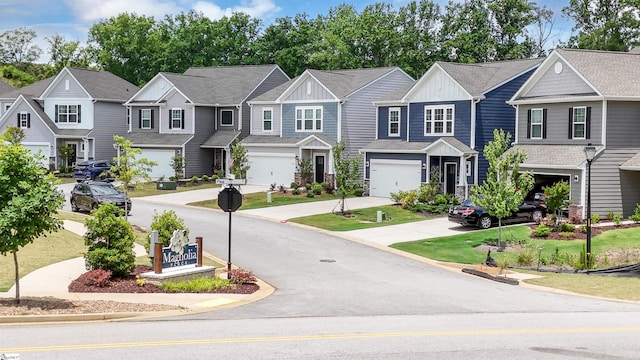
[157,181,177,190]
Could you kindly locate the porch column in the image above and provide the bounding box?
[83,138,89,161]
[458,155,464,186]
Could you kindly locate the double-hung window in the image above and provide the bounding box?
[424,105,454,136]
[388,107,400,136]
[530,108,543,139]
[57,104,80,123]
[295,106,322,132]
[262,108,273,132]
[221,110,233,126]
[18,112,29,128]
[570,106,590,139]
[170,108,183,129]
[141,109,152,129]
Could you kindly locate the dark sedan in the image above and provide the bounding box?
[70,181,131,214]
[448,198,545,229]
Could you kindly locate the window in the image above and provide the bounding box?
[262,108,273,132]
[569,106,590,140]
[295,106,322,132]
[221,110,233,126]
[56,104,80,123]
[388,107,400,136]
[126,107,130,126]
[424,105,454,136]
[170,108,184,129]
[529,108,544,139]
[141,109,152,129]
[17,112,30,128]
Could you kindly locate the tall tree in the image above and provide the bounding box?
[0,28,42,69]
[333,142,361,215]
[488,0,537,59]
[563,0,640,51]
[471,129,534,248]
[530,5,555,57]
[309,4,362,70]
[396,0,441,78]
[111,135,157,217]
[46,34,92,74]
[0,129,64,303]
[439,0,496,63]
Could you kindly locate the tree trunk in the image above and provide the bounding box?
[497,219,503,251]
[13,251,20,304]
[340,196,345,214]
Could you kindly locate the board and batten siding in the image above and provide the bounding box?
[92,102,129,160]
[408,100,472,143]
[281,102,338,140]
[590,148,640,217]
[516,102,602,145]
[185,106,216,177]
[524,59,594,98]
[284,78,335,101]
[47,73,88,98]
[606,101,640,148]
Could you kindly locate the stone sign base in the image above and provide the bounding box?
[140,265,216,285]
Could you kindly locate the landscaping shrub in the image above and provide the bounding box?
[591,213,600,224]
[354,188,364,197]
[559,222,575,232]
[532,224,551,237]
[611,213,622,225]
[147,210,189,250]
[161,277,232,292]
[290,181,299,189]
[169,176,177,181]
[559,231,575,239]
[84,203,136,278]
[306,192,315,198]
[191,176,199,184]
[312,183,323,195]
[630,204,640,223]
[417,183,438,204]
[434,194,449,205]
[400,190,418,209]
[228,268,257,284]
[607,211,615,221]
[579,225,587,233]
[201,175,209,182]
[291,189,301,195]
[77,269,112,287]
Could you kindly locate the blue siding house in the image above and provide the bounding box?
[362,58,542,199]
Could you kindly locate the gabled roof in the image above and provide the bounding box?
[0,77,54,99]
[241,134,337,147]
[40,67,138,101]
[360,139,431,153]
[201,129,241,148]
[508,144,601,168]
[0,80,13,94]
[124,132,193,147]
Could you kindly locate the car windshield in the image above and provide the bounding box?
[91,185,121,196]
[461,199,475,207]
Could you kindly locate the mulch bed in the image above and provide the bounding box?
[68,265,259,295]
[529,222,640,240]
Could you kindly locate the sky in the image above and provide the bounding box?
[0,0,574,63]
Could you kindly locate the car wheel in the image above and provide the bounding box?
[70,199,79,212]
[531,209,544,222]
[478,215,492,229]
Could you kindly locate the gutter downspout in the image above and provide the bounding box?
[470,97,482,150]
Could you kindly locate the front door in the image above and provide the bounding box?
[445,162,457,195]
[65,142,77,167]
[314,155,325,183]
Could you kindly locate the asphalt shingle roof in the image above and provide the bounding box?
[0,77,54,99]
[361,139,431,152]
[124,133,193,147]
[621,152,640,170]
[241,134,337,147]
[508,144,600,167]
[201,130,241,148]
[0,80,13,94]
[67,68,138,101]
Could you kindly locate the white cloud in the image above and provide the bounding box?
[63,0,183,22]
[193,0,281,20]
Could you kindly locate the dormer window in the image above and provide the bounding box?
[55,104,81,123]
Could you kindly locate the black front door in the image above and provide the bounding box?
[315,155,325,183]
[445,163,457,195]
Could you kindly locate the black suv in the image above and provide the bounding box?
[73,160,116,182]
[70,182,131,214]
[448,198,546,229]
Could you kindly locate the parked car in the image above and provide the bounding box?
[448,198,546,229]
[70,181,131,214]
[73,160,116,182]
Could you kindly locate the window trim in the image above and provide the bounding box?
[530,108,544,139]
[571,106,587,140]
[262,107,273,132]
[388,107,400,137]
[126,107,131,126]
[295,106,323,132]
[424,104,454,136]
[57,104,80,123]
[141,109,152,129]
[220,109,234,126]
[170,108,183,130]
[18,112,29,128]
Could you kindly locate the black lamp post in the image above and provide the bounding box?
[584,144,596,267]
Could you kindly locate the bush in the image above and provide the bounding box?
[417,183,438,204]
[569,214,583,224]
[76,269,112,287]
[607,211,615,221]
[532,224,551,237]
[191,176,199,184]
[201,175,210,182]
[591,213,600,224]
[559,231,575,239]
[290,181,299,189]
[353,188,364,197]
[611,213,622,225]
[228,268,257,284]
[559,222,575,232]
[306,192,315,198]
[630,204,640,223]
[291,189,301,195]
[147,210,189,250]
[312,183,323,195]
[434,194,449,205]
[161,277,232,292]
[169,176,177,181]
[579,225,587,233]
[84,203,136,278]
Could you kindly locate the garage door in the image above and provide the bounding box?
[24,143,51,167]
[369,159,422,198]
[139,149,175,179]
[246,153,296,186]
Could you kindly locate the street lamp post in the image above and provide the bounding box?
[584,144,596,267]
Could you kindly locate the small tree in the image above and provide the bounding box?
[471,129,534,248]
[295,156,313,185]
[333,142,361,215]
[111,135,157,217]
[1,125,25,145]
[84,203,136,277]
[147,210,189,251]
[170,156,185,180]
[0,137,64,303]
[543,180,570,226]
[58,144,75,171]
[229,142,249,179]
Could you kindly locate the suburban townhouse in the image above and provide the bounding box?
[123,64,289,179]
[362,58,542,199]
[508,48,640,217]
[243,67,414,187]
[0,67,138,169]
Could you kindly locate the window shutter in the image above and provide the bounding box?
[526,109,531,139]
[181,109,185,129]
[16,113,19,126]
[168,109,172,129]
[77,105,81,123]
[568,108,573,139]
[55,105,59,123]
[150,110,154,129]
[586,107,591,139]
[138,109,142,128]
[27,113,30,128]
[542,109,547,139]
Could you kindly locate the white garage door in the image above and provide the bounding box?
[370,159,422,198]
[24,143,51,167]
[246,153,296,186]
[139,149,175,179]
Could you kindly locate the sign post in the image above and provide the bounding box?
[217,181,243,275]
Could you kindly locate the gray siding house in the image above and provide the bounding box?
[508,48,640,217]
[124,65,289,179]
[0,68,138,169]
[244,67,414,186]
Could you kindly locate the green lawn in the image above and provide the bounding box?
[128,182,219,197]
[188,190,345,210]
[289,205,441,231]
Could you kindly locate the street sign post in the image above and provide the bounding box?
[217,186,243,274]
